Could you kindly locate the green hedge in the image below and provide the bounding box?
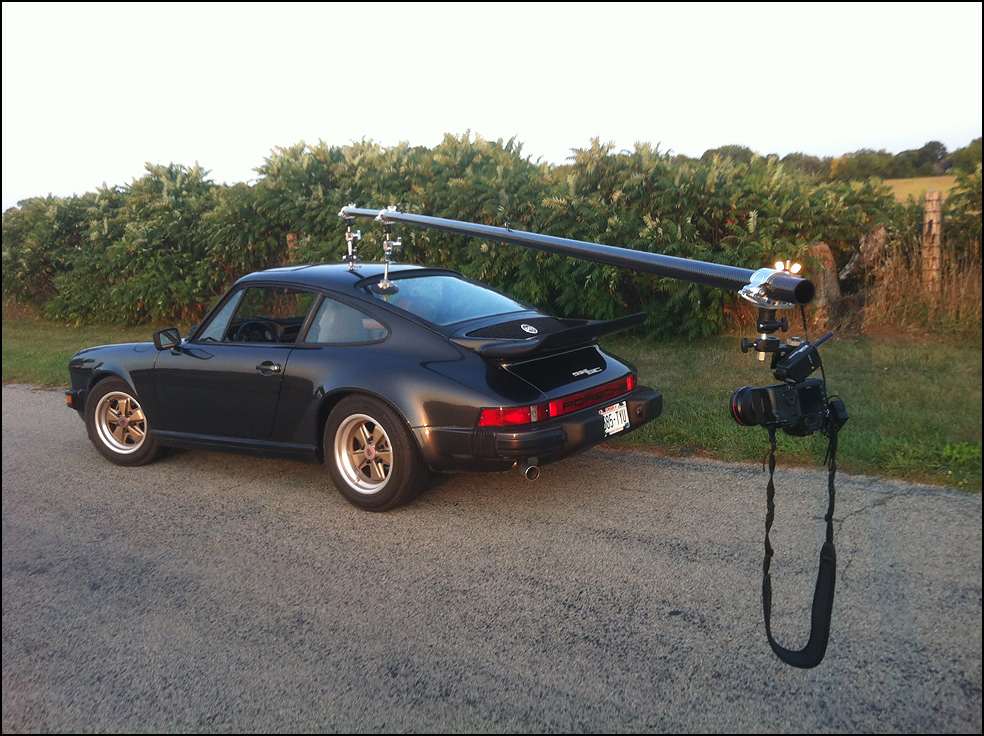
[3,135,979,337]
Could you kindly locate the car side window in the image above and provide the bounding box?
[196,291,244,342]
[197,286,317,343]
[304,297,387,344]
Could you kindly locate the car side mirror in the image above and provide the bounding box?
[153,327,182,351]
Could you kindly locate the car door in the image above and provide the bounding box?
[153,285,316,440]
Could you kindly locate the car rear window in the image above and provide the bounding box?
[368,275,528,325]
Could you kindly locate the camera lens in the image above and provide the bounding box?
[730,386,760,426]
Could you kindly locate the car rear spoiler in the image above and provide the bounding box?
[339,206,815,309]
[451,313,647,359]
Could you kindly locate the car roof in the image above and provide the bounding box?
[235,262,449,293]
[231,262,539,331]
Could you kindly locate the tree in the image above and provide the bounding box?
[951,137,983,174]
[915,140,948,169]
[700,144,754,164]
[781,152,831,178]
[828,149,897,181]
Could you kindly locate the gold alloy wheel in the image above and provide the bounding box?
[333,413,394,495]
[93,390,149,454]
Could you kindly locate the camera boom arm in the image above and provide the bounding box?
[339,206,816,308]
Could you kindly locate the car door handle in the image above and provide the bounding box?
[255,361,282,375]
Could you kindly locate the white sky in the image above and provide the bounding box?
[3,1,982,212]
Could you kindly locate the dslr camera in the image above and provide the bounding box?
[730,336,848,437]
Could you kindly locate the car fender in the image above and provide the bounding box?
[68,343,161,414]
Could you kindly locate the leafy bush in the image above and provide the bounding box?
[2,194,92,304]
[44,164,216,325]
[1,136,974,339]
[946,162,982,261]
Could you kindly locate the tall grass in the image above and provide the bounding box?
[860,231,982,341]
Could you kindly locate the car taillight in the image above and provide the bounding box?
[478,374,636,427]
[478,404,550,427]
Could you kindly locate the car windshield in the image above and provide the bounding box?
[368,274,528,325]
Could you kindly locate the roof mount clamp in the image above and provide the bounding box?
[372,208,403,296]
[374,205,402,225]
[341,207,362,271]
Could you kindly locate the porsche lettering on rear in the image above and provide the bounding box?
[553,381,634,415]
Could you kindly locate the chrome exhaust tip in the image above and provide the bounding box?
[517,461,540,481]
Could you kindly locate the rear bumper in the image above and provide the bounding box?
[415,387,663,473]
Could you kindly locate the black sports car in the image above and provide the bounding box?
[67,259,663,511]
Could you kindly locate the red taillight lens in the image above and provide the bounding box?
[478,375,636,427]
[478,404,549,427]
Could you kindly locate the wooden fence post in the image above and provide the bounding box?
[922,190,942,296]
[807,241,840,328]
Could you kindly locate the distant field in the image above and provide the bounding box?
[881,175,958,203]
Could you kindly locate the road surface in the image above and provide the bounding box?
[3,385,981,732]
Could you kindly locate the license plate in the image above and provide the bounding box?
[601,401,630,436]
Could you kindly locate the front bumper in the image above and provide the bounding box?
[65,388,85,415]
[415,387,663,473]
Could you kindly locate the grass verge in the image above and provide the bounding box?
[602,332,981,492]
[1,302,189,386]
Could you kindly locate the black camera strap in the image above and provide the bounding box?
[761,423,838,668]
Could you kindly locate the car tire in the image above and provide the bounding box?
[85,377,162,466]
[325,395,429,511]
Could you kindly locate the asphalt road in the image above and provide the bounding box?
[2,384,981,733]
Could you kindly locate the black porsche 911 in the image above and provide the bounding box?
[67,259,663,510]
